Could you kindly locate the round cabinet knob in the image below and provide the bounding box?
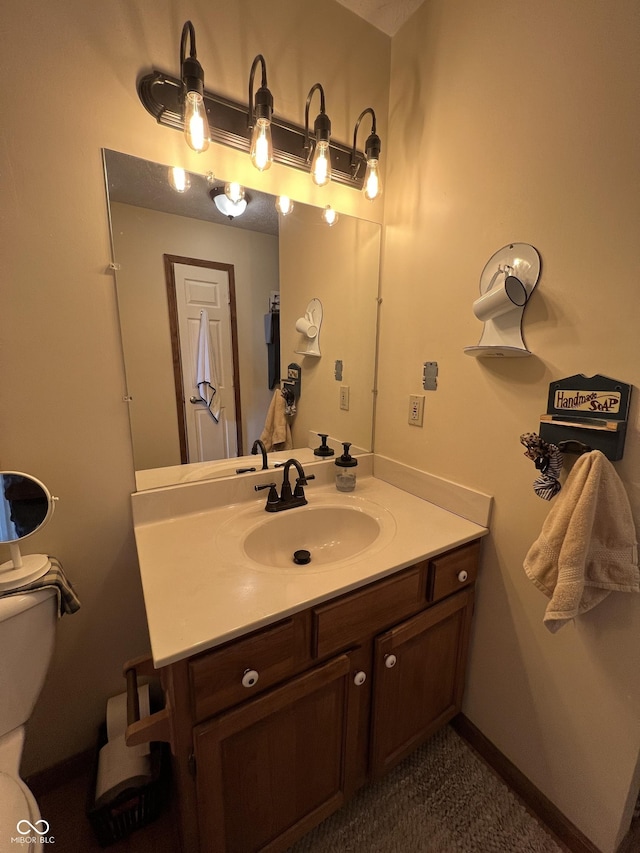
[353,670,367,686]
[457,570,469,583]
[242,669,259,688]
[384,654,397,669]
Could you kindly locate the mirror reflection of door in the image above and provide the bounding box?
[165,256,242,463]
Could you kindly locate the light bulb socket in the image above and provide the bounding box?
[365,130,381,161]
[182,56,205,97]
[314,111,331,144]
[254,85,273,122]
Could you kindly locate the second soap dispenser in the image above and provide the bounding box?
[335,442,357,492]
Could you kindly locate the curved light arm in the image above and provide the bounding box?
[304,83,328,161]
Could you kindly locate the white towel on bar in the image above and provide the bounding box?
[524,450,639,632]
[196,309,221,422]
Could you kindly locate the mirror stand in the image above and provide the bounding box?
[0,545,51,589]
[0,472,56,591]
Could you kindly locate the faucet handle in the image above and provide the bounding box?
[294,473,315,498]
[255,482,279,509]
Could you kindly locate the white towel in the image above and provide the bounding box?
[196,309,221,422]
[524,450,639,632]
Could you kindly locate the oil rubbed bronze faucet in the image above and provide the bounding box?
[251,438,269,470]
[254,458,315,512]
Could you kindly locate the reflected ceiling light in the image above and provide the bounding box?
[351,108,382,201]
[168,166,191,193]
[180,21,210,152]
[210,186,248,219]
[322,205,338,227]
[224,182,245,204]
[275,195,294,216]
[304,84,332,187]
[248,55,274,172]
[138,24,371,188]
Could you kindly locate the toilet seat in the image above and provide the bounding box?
[0,771,40,850]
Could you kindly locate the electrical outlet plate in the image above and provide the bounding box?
[340,385,350,411]
[408,394,425,426]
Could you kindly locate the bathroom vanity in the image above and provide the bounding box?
[127,461,488,852]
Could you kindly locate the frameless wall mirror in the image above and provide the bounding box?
[103,150,381,491]
[0,472,57,590]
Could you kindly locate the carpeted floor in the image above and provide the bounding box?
[288,725,563,852]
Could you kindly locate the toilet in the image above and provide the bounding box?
[0,588,57,849]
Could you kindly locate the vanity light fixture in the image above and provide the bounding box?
[248,55,274,172]
[275,195,294,216]
[180,21,210,152]
[304,84,332,187]
[137,22,368,188]
[322,205,339,227]
[210,186,248,219]
[351,108,382,201]
[168,166,191,193]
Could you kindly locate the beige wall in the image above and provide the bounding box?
[1,0,388,776]
[110,202,279,466]
[279,204,380,450]
[380,1,640,851]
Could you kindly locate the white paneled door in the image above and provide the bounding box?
[173,262,238,462]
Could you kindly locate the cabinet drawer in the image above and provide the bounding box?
[189,613,310,721]
[312,564,426,659]
[427,540,480,603]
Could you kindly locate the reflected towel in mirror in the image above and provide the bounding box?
[196,309,221,422]
[260,389,293,452]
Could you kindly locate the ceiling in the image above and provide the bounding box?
[105,150,279,236]
[335,0,426,36]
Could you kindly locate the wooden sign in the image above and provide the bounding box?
[539,373,631,461]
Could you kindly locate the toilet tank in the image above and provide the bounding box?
[0,589,57,736]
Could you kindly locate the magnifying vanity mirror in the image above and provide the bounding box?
[0,472,57,590]
[103,150,381,491]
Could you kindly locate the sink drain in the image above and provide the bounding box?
[293,549,311,565]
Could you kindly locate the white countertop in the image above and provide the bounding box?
[133,471,488,668]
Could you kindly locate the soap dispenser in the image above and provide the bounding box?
[335,442,357,492]
[314,433,334,457]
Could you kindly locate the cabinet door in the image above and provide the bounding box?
[370,588,474,779]
[194,654,356,853]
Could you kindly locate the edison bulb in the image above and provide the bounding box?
[322,205,338,227]
[363,158,382,201]
[184,91,209,152]
[311,141,331,187]
[250,119,273,171]
[224,182,245,204]
[275,196,294,216]
[168,167,190,193]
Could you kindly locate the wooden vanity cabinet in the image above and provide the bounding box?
[158,539,481,853]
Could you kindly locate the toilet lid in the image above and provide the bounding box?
[0,773,35,850]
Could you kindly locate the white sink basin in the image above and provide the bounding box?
[244,505,381,568]
[217,494,397,573]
